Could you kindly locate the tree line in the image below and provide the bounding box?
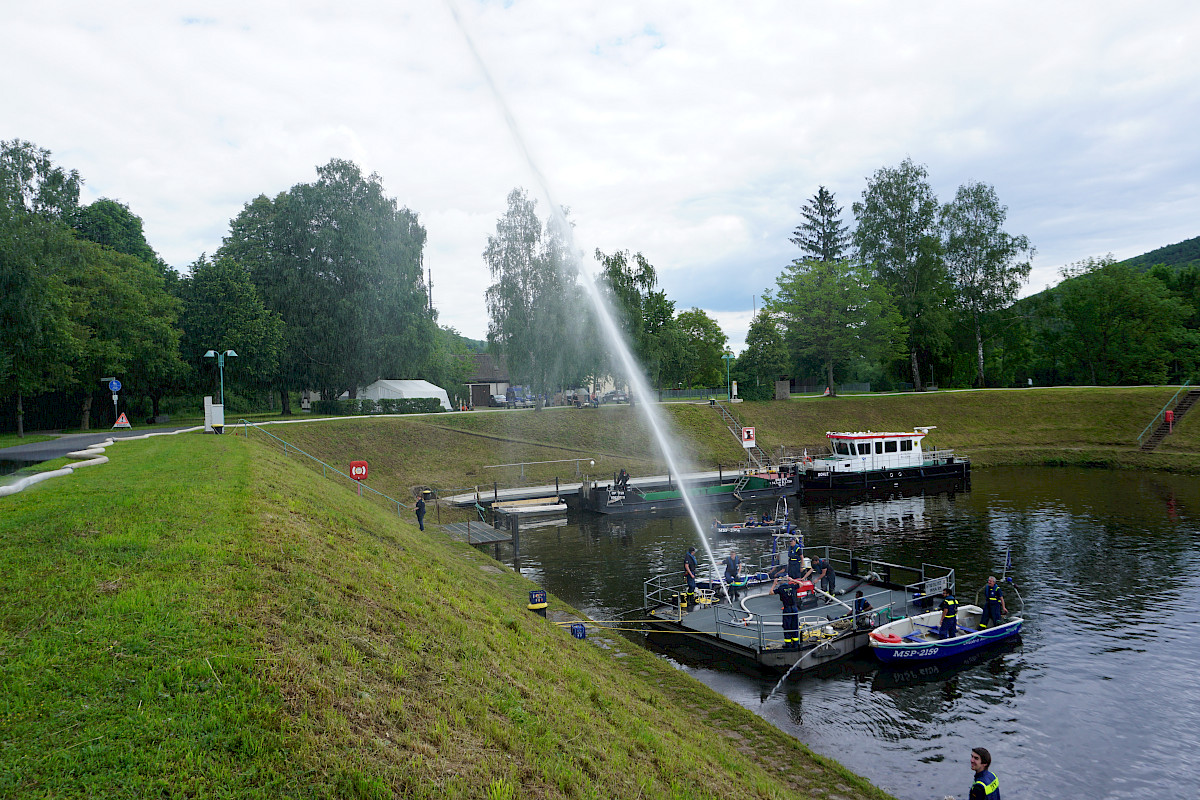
[734,158,1199,398]
[1,140,471,435]
[5,138,1196,435]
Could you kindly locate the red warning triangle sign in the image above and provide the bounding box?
[112,413,132,429]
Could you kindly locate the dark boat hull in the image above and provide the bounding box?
[800,460,970,497]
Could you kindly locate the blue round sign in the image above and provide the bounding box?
[109,379,121,392]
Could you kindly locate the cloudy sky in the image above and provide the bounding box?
[8,1,1199,353]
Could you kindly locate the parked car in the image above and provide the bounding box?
[603,390,629,404]
[490,394,507,407]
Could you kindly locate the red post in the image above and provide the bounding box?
[1166,409,1174,432]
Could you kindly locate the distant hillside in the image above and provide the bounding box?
[1118,234,1200,271]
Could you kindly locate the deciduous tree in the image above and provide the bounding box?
[852,158,948,390]
[770,259,907,395]
[941,181,1033,387]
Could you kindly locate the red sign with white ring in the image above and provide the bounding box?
[350,461,368,480]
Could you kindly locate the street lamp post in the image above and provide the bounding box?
[722,353,734,400]
[204,349,238,406]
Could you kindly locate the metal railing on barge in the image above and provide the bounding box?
[643,546,956,652]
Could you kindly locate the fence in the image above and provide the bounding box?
[237,420,412,515]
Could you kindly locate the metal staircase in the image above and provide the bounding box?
[713,400,769,469]
[1139,386,1200,451]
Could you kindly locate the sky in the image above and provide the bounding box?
[7,1,1199,354]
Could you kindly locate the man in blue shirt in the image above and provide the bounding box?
[684,546,698,610]
[772,576,800,649]
[979,576,1008,628]
[968,746,1000,799]
[723,549,742,601]
[938,587,959,639]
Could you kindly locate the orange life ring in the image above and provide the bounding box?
[870,631,902,644]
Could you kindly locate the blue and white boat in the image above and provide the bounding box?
[867,604,1023,663]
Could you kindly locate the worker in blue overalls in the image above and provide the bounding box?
[938,587,960,639]
[772,576,800,649]
[683,546,698,610]
[979,576,1008,628]
[786,534,805,579]
[968,746,1001,799]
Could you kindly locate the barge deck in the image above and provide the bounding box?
[643,546,956,675]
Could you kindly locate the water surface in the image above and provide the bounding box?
[501,467,1199,799]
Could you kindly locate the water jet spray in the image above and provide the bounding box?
[447,1,730,595]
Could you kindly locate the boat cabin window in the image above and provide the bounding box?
[900,439,913,452]
[834,441,852,456]
[857,443,871,455]
[884,440,897,453]
[875,441,883,454]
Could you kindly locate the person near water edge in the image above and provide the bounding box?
[723,549,742,601]
[684,546,698,609]
[968,746,1000,799]
[938,587,959,639]
[979,576,1008,628]
[772,576,800,649]
[853,590,874,628]
[786,535,805,578]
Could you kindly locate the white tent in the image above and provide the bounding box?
[354,379,452,411]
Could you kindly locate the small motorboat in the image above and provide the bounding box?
[867,604,1023,663]
[713,496,795,535]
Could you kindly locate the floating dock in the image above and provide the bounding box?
[643,546,956,675]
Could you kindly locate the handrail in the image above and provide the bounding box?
[237,419,411,514]
[484,457,596,479]
[1136,381,1191,446]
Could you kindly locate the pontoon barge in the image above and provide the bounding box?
[643,545,957,675]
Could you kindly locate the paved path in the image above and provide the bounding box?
[0,426,199,463]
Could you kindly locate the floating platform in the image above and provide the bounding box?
[643,546,956,675]
[441,521,512,545]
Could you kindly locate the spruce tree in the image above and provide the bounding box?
[790,186,850,263]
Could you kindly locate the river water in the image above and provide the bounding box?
[503,467,1200,799]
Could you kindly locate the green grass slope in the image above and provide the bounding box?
[255,388,1200,513]
[0,433,890,799]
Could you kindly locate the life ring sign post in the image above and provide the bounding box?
[350,461,368,496]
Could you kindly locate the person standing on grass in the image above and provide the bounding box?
[415,493,426,531]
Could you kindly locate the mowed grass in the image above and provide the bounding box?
[257,388,1200,516]
[1,432,891,799]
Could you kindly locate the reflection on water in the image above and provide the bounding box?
[494,467,1198,799]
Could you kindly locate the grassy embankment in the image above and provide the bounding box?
[0,432,889,799]
[261,387,1200,520]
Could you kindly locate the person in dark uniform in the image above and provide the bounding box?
[968,746,1000,799]
[723,549,742,601]
[415,493,427,531]
[813,554,835,599]
[938,587,959,639]
[853,590,874,628]
[772,576,800,649]
[684,546,699,609]
[979,576,1008,628]
[786,535,805,578]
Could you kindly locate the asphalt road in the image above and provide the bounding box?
[0,426,199,463]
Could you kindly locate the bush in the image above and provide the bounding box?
[311,397,444,415]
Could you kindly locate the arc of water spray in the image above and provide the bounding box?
[446,1,729,595]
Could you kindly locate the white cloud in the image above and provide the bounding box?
[5,0,1198,348]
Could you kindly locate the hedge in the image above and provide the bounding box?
[311,397,446,415]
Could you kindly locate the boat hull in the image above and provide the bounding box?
[869,607,1023,663]
[800,460,970,497]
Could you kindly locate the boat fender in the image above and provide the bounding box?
[870,631,902,644]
